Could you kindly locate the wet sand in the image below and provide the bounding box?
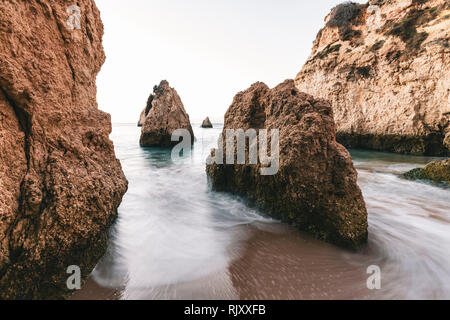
[227,224,373,300]
[72,223,377,300]
[71,277,121,300]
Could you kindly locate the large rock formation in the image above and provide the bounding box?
[139,81,195,147]
[0,0,127,299]
[206,80,368,250]
[201,117,213,128]
[295,0,450,156]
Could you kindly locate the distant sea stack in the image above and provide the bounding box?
[139,81,195,147]
[295,0,450,156]
[206,80,368,250]
[201,117,213,128]
[0,0,127,299]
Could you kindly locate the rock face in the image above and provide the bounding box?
[0,0,127,299]
[137,111,146,127]
[295,0,450,156]
[201,117,213,128]
[404,159,450,183]
[137,94,154,127]
[139,81,195,147]
[206,80,368,249]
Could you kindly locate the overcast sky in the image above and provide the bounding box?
[95,0,365,123]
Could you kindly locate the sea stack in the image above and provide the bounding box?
[139,81,195,147]
[0,0,127,299]
[295,0,450,156]
[206,80,368,250]
[201,117,213,128]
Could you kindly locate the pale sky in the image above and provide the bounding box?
[95,0,365,123]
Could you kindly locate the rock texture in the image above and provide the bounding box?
[139,81,195,147]
[295,0,450,156]
[137,111,146,127]
[201,117,213,128]
[206,80,368,249]
[0,0,127,299]
[404,159,450,183]
[137,93,154,127]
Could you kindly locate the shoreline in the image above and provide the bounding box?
[72,224,376,300]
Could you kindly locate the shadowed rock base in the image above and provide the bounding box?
[337,132,449,156]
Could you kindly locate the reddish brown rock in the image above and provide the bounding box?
[0,0,127,299]
[206,80,368,249]
[139,81,195,147]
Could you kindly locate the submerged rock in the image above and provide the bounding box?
[206,80,368,250]
[295,0,450,156]
[404,159,450,183]
[201,117,213,128]
[0,0,127,299]
[139,81,195,147]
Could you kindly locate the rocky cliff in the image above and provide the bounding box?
[207,80,368,249]
[140,80,195,147]
[0,0,127,299]
[295,0,450,156]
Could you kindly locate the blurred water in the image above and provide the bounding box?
[351,151,450,299]
[82,124,449,300]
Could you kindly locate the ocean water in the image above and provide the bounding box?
[74,123,450,300]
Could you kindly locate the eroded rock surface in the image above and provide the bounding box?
[206,80,368,249]
[0,0,127,299]
[295,0,450,156]
[404,159,450,183]
[139,81,195,147]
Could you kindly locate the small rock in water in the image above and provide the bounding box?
[404,159,450,183]
[201,117,213,128]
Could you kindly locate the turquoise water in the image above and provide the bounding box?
[80,124,450,300]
